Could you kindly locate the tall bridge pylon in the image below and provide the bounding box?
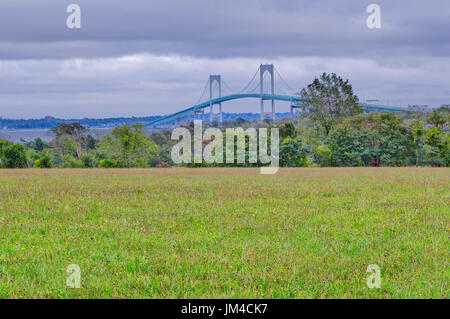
[260,64,275,120]
[209,75,222,122]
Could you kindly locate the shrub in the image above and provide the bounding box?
[156,161,171,168]
[34,152,53,168]
[316,144,332,167]
[98,158,117,168]
[81,154,95,168]
[62,155,84,168]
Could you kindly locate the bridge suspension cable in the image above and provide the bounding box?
[222,78,236,95]
[274,67,297,95]
[248,82,260,94]
[237,67,260,94]
[193,78,210,107]
[249,71,272,94]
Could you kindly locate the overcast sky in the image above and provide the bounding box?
[0,0,449,119]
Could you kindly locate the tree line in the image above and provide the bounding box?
[1,73,448,168]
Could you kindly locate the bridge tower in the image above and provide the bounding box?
[260,64,275,120]
[209,75,222,123]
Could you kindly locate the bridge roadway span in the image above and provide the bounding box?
[149,93,406,126]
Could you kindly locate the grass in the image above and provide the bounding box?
[0,167,448,299]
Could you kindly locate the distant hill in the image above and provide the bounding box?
[0,115,162,130]
[0,112,293,130]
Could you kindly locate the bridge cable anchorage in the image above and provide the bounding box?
[238,67,260,94]
[274,67,297,95]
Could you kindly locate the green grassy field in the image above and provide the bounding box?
[0,168,448,299]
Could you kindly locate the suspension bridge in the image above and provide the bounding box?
[149,64,406,127]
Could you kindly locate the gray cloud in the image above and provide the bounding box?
[0,0,449,118]
[1,0,449,60]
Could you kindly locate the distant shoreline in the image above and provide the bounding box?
[0,112,294,143]
[0,112,292,131]
[0,127,118,143]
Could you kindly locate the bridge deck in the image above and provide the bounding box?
[149,94,406,126]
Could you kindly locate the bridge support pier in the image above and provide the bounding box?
[209,75,222,123]
[290,104,302,117]
[260,64,275,120]
[193,109,205,122]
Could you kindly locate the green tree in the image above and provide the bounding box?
[51,123,89,159]
[301,73,362,136]
[316,144,332,167]
[51,123,88,139]
[86,135,98,151]
[26,149,40,167]
[25,138,50,152]
[234,118,247,126]
[279,122,297,139]
[0,139,12,168]
[280,137,308,167]
[428,109,446,131]
[424,127,449,166]
[412,120,426,166]
[112,125,134,168]
[34,151,53,168]
[97,124,158,168]
[328,114,412,167]
[426,127,441,147]
[81,153,95,168]
[327,126,364,166]
[4,144,27,168]
[149,131,175,167]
